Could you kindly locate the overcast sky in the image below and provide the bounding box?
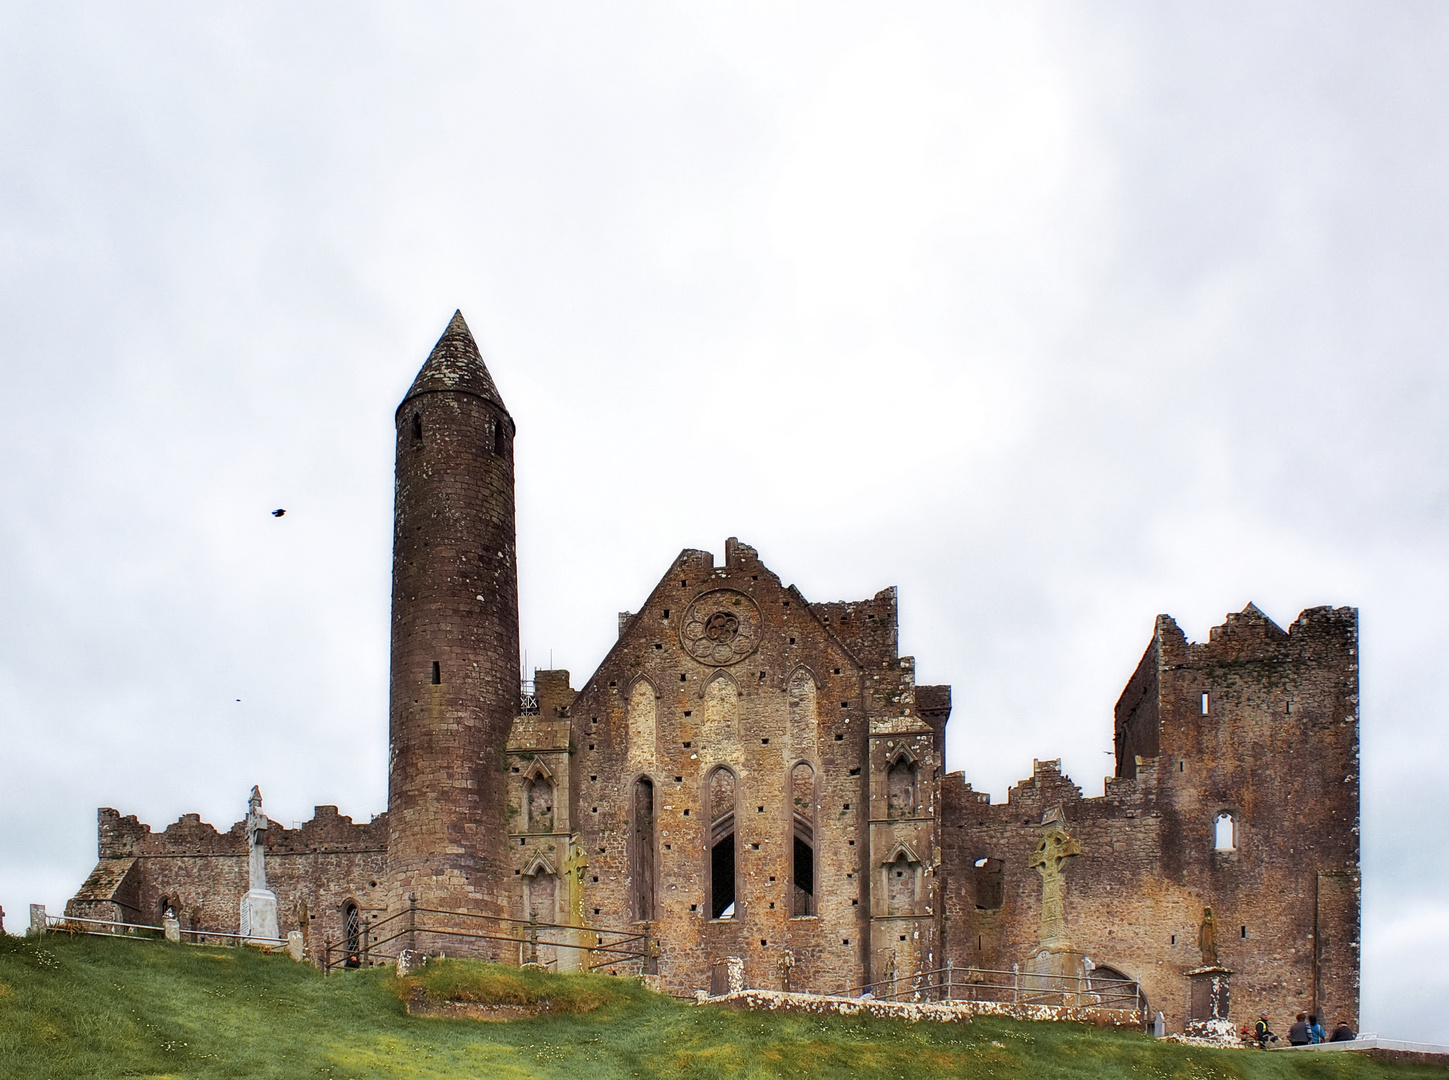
[2,1,1446,1039]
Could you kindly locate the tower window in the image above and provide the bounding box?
[411,412,422,441]
[1201,692,1210,715]
[1214,812,1237,851]
[493,421,506,456]
[431,661,440,685]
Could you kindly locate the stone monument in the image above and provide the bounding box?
[1023,803,1087,1003]
[1185,905,1235,1039]
[239,786,281,944]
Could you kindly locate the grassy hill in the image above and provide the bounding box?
[0,932,1435,1080]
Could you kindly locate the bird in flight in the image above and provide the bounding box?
[272,509,286,517]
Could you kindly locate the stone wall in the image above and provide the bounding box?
[526,539,945,996]
[68,805,387,961]
[940,604,1359,1034]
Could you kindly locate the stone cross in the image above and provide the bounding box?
[245,785,269,893]
[1028,803,1081,948]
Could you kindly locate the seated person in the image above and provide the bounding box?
[1288,1012,1311,1046]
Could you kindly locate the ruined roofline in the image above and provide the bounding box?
[97,805,387,859]
[944,754,1159,813]
[1156,603,1356,651]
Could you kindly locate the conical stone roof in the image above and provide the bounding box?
[401,310,508,412]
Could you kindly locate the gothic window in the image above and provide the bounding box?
[886,750,919,819]
[627,680,657,770]
[707,766,737,919]
[631,776,657,922]
[791,762,816,916]
[973,857,1004,911]
[525,767,555,833]
[343,901,361,968]
[788,669,818,751]
[1214,812,1236,851]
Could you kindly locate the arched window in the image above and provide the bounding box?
[627,680,657,771]
[787,670,818,752]
[343,901,361,968]
[791,762,816,916]
[1214,812,1236,851]
[886,750,919,819]
[631,776,657,922]
[524,765,555,833]
[707,766,737,919]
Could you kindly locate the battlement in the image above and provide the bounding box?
[97,805,386,860]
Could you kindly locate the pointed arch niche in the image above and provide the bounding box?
[523,761,555,833]
[630,776,657,922]
[707,765,738,919]
[703,672,740,747]
[883,843,923,916]
[790,762,816,916]
[886,748,920,819]
[788,669,818,752]
[523,854,558,925]
[627,679,657,771]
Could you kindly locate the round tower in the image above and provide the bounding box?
[387,310,519,934]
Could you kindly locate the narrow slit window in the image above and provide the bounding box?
[493,421,506,456]
[431,661,441,685]
[1201,691,1210,715]
[411,412,422,441]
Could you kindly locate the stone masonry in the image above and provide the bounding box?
[67,311,1359,1032]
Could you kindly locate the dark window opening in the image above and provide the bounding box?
[411,412,422,441]
[974,857,1004,911]
[792,835,815,915]
[431,661,440,684]
[711,833,736,919]
[493,422,506,456]
[631,777,656,922]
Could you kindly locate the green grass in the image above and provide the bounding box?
[0,933,1437,1080]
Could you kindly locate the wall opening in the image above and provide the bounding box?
[411,412,422,441]
[431,661,440,685]
[973,857,1004,911]
[631,777,657,922]
[791,761,816,916]
[707,766,737,919]
[1201,691,1210,715]
[493,421,505,457]
[343,901,361,968]
[886,752,919,819]
[1214,812,1236,851]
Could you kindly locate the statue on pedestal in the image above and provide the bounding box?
[239,785,281,944]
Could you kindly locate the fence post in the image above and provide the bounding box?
[945,959,953,1003]
[1012,963,1019,1004]
[362,921,370,966]
[323,940,332,975]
